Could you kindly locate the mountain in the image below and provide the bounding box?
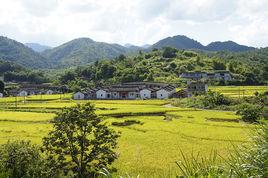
[41,38,133,67]
[152,35,205,50]
[206,41,255,52]
[25,43,52,52]
[151,35,255,52]
[0,36,50,68]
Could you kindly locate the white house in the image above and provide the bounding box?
[140,89,151,99]
[156,89,170,99]
[0,93,3,98]
[46,89,54,95]
[96,89,107,99]
[18,90,28,96]
[73,92,85,100]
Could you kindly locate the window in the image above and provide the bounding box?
[100,94,103,97]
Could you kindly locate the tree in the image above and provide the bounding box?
[0,80,4,93]
[212,60,226,70]
[162,47,177,58]
[42,103,119,178]
[0,140,54,178]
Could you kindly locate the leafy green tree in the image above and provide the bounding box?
[42,103,120,178]
[0,80,4,93]
[212,60,226,70]
[0,140,55,178]
[162,47,177,58]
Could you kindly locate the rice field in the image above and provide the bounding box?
[0,89,256,177]
[210,85,268,97]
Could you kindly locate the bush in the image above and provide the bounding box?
[0,140,53,178]
[236,103,263,122]
[202,91,232,109]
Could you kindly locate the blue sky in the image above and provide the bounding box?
[0,0,267,47]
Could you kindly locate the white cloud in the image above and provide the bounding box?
[0,0,267,47]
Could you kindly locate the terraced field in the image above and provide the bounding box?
[0,93,254,177]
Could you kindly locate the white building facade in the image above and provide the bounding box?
[140,89,151,99]
[96,89,107,99]
[73,92,85,100]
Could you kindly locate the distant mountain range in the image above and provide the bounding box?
[25,43,52,52]
[0,35,257,69]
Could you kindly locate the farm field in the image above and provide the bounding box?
[0,93,255,177]
[209,85,268,97]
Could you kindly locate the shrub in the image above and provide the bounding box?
[236,103,263,122]
[0,140,53,178]
[202,91,232,109]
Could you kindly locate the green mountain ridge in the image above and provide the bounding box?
[41,38,131,67]
[0,35,259,69]
[0,36,50,68]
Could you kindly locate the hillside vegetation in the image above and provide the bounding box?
[0,60,48,84]
[58,47,268,89]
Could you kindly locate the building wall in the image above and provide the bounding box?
[73,92,85,100]
[156,89,169,99]
[96,90,107,99]
[0,93,3,98]
[18,91,28,96]
[111,92,119,99]
[128,92,137,99]
[140,89,151,99]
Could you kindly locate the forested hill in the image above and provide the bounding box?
[0,35,258,69]
[0,36,50,68]
[152,35,255,52]
[41,38,139,68]
[0,60,48,84]
[58,47,268,90]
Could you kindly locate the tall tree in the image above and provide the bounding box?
[42,103,119,178]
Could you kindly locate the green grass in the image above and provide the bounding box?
[0,89,259,177]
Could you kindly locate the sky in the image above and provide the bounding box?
[0,0,267,47]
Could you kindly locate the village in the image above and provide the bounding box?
[0,70,232,100]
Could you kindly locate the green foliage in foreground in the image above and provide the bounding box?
[42,103,120,177]
[0,140,54,178]
[176,122,268,177]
